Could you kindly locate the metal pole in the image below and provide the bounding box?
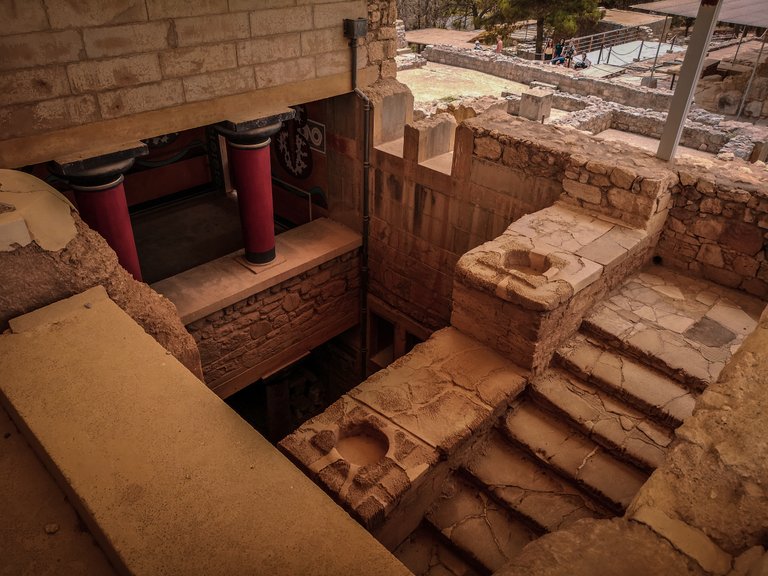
[607,45,613,65]
[732,26,748,64]
[658,0,724,161]
[636,39,645,61]
[667,34,677,53]
[736,32,767,119]
[598,43,604,65]
[650,38,664,80]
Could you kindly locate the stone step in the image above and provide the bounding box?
[394,523,483,576]
[463,429,609,533]
[530,368,674,471]
[501,401,648,513]
[425,475,537,574]
[555,333,695,428]
[581,312,709,393]
[579,267,765,394]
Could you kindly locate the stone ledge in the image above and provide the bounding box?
[153,217,361,324]
[0,286,408,576]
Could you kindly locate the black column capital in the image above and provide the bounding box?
[216,109,296,145]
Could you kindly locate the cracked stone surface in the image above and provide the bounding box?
[426,475,536,573]
[628,309,768,555]
[279,395,438,530]
[394,524,481,576]
[349,328,527,455]
[532,368,674,470]
[502,401,648,512]
[556,333,696,427]
[464,429,608,532]
[494,518,707,576]
[583,265,764,391]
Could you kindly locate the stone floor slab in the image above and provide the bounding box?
[349,328,527,456]
[464,429,608,532]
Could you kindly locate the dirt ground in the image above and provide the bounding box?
[398,62,529,103]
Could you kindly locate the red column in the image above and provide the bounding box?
[73,175,143,281]
[226,138,276,264]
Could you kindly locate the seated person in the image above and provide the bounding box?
[573,52,591,69]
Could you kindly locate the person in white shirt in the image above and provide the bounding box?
[574,52,591,69]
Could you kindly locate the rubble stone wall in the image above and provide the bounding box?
[424,46,672,111]
[470,114,676,231]
[0,0,396,141]
[696,64,768,119]
[186,251,360,389]
[656,160,768,299]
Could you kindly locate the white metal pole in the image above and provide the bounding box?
[657,0,724,162]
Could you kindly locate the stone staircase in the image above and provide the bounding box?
[395,265,764,575]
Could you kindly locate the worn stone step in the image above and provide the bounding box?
[580,267,765,394]
[463,429,609,533]
[530,368,674,471]
[555,333,695,428]
[581,312,709,393]
[501,401,648,513]
[425,475,537,574]
[394,523,484,576]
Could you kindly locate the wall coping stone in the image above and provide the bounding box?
[153,217,361,324]
[0,286,408,576]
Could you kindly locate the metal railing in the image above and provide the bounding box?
[566,25,646,57]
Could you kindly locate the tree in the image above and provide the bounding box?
[490,0,601,58]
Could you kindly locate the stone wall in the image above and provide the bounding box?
[505,91,758,158]
[423,46,673,112]
[696,63,768,119]
[656,158,768,299]
[186,251,360,392]
[0,0,396,141]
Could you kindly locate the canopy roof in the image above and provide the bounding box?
[631,0,768,29]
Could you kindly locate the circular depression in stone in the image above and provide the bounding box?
[335,423,389,467]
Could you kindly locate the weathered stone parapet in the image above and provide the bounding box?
[656,157,768,298]
[186,250,360,395]
[464,111,676,230]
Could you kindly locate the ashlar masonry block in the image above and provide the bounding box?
[519,87,553,122]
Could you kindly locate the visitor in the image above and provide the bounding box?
[544,39,554,61]
[574,52,592,69]
[554,39,564,59]
[474,40,482,51]
[496,36,503,54]
[564,42,575,67]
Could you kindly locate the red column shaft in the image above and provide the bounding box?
[226,139,276,264]
[74,177,143,281]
